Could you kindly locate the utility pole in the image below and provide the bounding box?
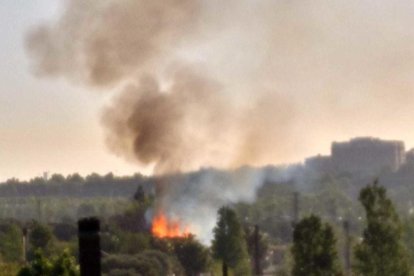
[343,220,351,276]
[22,227,28,264]
[293,192,299,225]
[254,225,262,275]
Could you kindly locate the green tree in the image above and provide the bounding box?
[212,206,251,275]
[18,250,52,276]
[354,182,412,276]
[50,250,79,276]
[403,216,414,264]
[17,249,79,276]
[133,185,147,203]
[29,222,53,251]
[0,222,22,262]
[118,232,150,254]
[66,173,84,184]
[113,203,149,233]
[291,215,342,276]
[173,236,210,276]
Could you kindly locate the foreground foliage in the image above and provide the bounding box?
[212,207,251,275]
[354,182,412,276]
[17,250,79,276]
[292,215,342,276]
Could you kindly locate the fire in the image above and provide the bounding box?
[151,212,191,238]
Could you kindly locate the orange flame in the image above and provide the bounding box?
[152,212,191,238]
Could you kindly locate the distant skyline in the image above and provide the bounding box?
[2,1,414,181]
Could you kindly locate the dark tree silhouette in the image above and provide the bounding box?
[212,206,251,275]
[133,185,147,203]
[292,215,342,276]
[173,236,210,276]
[354,182,411,276]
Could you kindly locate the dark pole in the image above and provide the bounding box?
[343,220,351,276]
[22,227,28,264]
[78,217,101,276]
[222,261,228,276]
[254,225,262,275]
[36,199,42,222]
[293,192,299,225]
[222,207,229,276]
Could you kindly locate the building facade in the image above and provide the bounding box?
[331,137,405,174]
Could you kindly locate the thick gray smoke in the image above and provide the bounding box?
[102,66,229,172]
[101,65,294,173]
[26,0,295,170]
[26,0,200,86]
[26,0,414,241]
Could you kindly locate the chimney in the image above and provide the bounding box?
[78,218,101,276]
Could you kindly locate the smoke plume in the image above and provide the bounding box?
[26,0,200,86]
[154,167,267,243]
[26,0,414,240]
[102,65,294,173]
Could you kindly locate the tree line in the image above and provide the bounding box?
[9,181,413,275]
[291,181,411,276]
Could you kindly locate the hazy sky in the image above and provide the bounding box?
[2,0,414,181]
[0,1,138,181]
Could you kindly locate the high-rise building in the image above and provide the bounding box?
[331,137,405,174]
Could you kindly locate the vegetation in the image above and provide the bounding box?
[1,168,414,274]
[0,263,21,276]
[292,215,342,276]
[102,251,171,276]
[0,221,23,262]
[29,222,52,253]
[212,206,251,275]
[354,182,412,276]
[0,173,149,198]
[172,236,210,276]
[17,250,79,276]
